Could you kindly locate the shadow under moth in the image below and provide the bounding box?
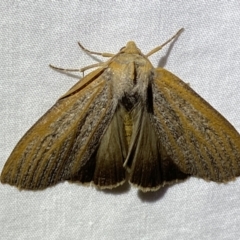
[1,29,240,192]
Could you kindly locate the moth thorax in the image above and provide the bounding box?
[123,112,133,148]
[120,92,140,111]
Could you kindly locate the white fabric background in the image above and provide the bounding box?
[1,1,240,239]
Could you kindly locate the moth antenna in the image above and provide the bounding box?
[146,28,184,57]
[78,42,115,57]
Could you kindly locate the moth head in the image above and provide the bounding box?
[120,41,142,55]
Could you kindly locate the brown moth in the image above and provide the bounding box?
[1,29,240,192]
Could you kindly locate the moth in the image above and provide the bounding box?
[2,29,240,192]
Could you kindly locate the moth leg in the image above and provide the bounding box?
[49,63,104,73]
[146,28,184,57]
[78,42,115,57]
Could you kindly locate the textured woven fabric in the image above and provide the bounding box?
[1,1,240,239]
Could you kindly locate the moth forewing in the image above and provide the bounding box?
[151,68,240,181]
[1,70,117,189]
